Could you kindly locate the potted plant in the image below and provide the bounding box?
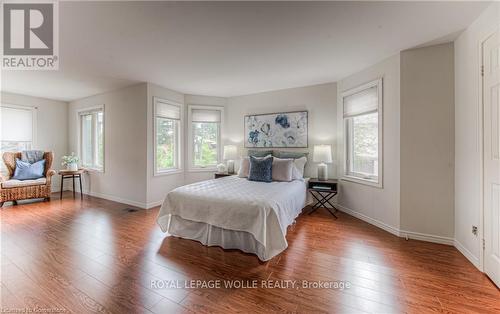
[61,153,79,171]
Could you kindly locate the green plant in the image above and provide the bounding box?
[61,152,79,166]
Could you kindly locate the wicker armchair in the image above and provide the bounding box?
[0,152,56,207]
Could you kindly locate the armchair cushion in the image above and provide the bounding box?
[2,178,46,188]
[12,158,46,180]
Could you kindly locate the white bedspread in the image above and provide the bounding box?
[157,176,308,260]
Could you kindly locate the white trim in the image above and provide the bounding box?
[454,239,481,269]
[400,230,454,246]
[153,97,184,176]
[83,190,147,209]
[187,104,224,171]
[334,203,400,237]
[146,200,164,209]
[335,203,454,246]
[341,78,383,188]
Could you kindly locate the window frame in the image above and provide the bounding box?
[153,97,183,176]
[341,78,383,188]
[187,105,224,172]
[77,105,105,172]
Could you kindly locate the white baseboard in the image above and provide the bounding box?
[400,230,454,246]
[146,200,163,209]
[454,239,481,269]
[335,203,454,246]
[335,203,400,237]
[84,190,147,209]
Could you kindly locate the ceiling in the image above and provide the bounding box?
[1,1,490,102]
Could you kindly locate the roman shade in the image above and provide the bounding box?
[191,109,221,123]
[343,85,378,117]
[1,105,33,142]
[156,101,181,120]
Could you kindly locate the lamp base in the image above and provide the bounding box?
[317,163,328,181]
[227,160,235,174]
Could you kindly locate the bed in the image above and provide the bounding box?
[156,175,309,261]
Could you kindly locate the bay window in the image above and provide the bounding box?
[154,98,182,174]
[188,106,223,170]
[342,78,383,187]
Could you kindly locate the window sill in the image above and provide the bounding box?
[83,167,104,173]
[187,167,218,173]
[341,175,382,188]
[154,169,183,177]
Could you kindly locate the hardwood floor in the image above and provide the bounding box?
[1,192,498,313]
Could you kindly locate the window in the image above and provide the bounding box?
[154,98,182,174]
[188,106,223,169]
[0,104,36,174]
[342,78,383,187]
[79,107,104,171]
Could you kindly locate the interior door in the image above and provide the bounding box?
[483,30,500,288]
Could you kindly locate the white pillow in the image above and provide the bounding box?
[271,158,294,182]
[291,156,307,180]
[238,155,272,178]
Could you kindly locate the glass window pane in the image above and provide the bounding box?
[351,112,378,177]
[192,122,218,167]
[156,117,176,171]
[96,112,104,168]
[81,114,93,166]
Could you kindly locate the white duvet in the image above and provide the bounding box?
[157,176,308,261]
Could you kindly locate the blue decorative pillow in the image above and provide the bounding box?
[248,156,273,182]
[12,158,45,180]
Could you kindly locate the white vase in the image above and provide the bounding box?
[67,162,78,171]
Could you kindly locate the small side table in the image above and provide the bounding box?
[58,169,85,199]
[214,173,233,179]
[308,178,338,218]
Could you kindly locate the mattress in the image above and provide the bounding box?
[157,176,309,261]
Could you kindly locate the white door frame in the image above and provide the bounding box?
[479,27,500,274]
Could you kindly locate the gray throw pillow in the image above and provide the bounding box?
[272,157,294,182]
[274,151,309,159]
[248,149,273,157]
[248,156,273,182]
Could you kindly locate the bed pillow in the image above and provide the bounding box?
[248,149,273,157]
[248,156,273,182]
[273,151,309,160]
[238,155,272,178]
[272,157,294,182]
[12,158,45,180]
[291,156,307,180]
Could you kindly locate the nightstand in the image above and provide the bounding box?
[214,173,233,179]
[308,178,338,218]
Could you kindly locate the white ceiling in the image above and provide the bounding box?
[1,1,490,102]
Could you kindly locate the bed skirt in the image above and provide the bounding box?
[167,215,279,261]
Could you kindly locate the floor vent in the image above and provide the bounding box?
[124,208,139,212]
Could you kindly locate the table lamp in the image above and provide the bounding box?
[313,144,332,181]
[223,145,237,174]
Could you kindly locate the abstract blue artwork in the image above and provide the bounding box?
[244,111,308,148]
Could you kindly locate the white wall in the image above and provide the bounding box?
[68,83,148,207]
[454,3,500,268]
[225,83,337,179]
[400,43,455,240]
[336,55,401,233]
[1,92,68,192]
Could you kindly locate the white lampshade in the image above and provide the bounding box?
[313,145,332,163]
[223,145,237,160]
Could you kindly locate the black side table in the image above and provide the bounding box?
[58,169,84,199]
[308,178,338,218]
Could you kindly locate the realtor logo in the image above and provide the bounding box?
[2,1,59,70]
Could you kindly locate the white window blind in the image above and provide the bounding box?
[191,109,221,123]
[1,106,33,142]
[156,101,181,120]
[343,86,378,117]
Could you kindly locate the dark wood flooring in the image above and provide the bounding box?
[1,192,499,313]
